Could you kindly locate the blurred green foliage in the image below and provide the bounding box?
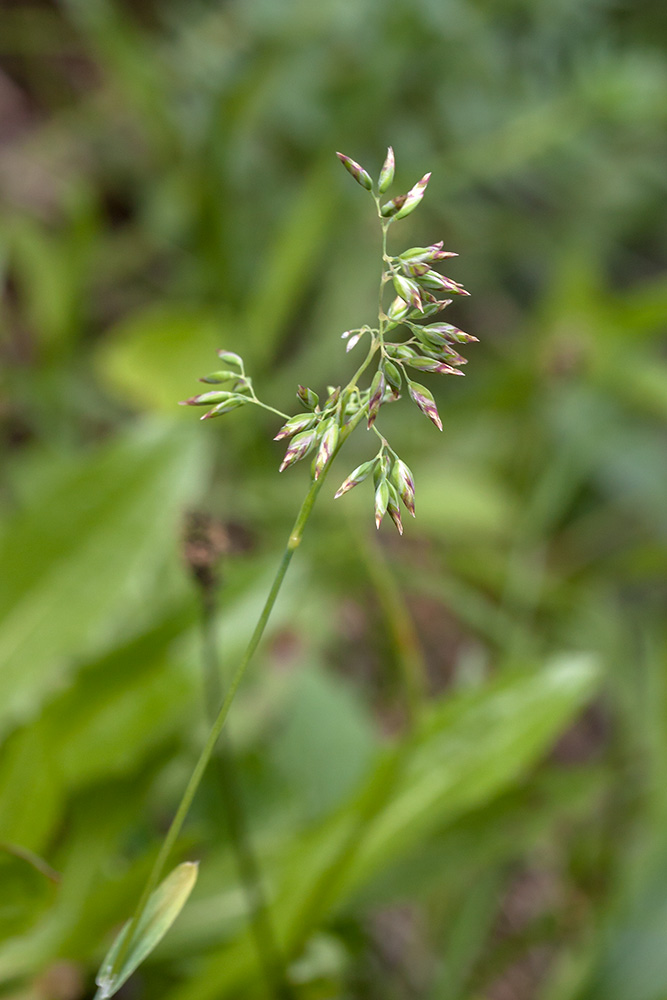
[0,0,666,998]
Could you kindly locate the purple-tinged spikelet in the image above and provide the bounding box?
[279,429,318,471]
[378,147,395,194]
[336,152,373,191]
[334,459,376,499]
[392,458,416,517]
[407,380,443,431]
[393,172,431,220]
[367,371,386,429]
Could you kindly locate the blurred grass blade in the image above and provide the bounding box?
[95,862,199,1000]
[168,655,600,1000]
[0,424,205,738]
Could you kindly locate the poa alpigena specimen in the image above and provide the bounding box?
[95,148,477,999]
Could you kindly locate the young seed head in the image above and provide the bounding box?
[423,323,478,344]
[273,413,316,441]
[336,151,373,191]
[367,370,386,429]
[392,274,423,311]
[420,342,468,365]
[313,420,339,480]
[217,350,244,368]
[198,369,240,384]
[417,271,470,296]
[391,458,416,517]
[374,479,389,530]
[399,241,458,264]
[179,390,237,406]
[405,357,465,376]
[407,379,443,431]
[279,428,318,471]
[401,261,431,277]
[378,146,395,193]
[325,386,341,407]
[380,194,407,218]
[383,360,402,396]
[386,296,410,329]
[393,172,431,220]
[399,243,442,262]
[386,488,404,535]
[419,296,453,319]
[334,459,377,498]
[385,343,418,361]
[200,398,246,420]
[297,385,320,411]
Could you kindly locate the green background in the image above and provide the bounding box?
[0,1,666,998]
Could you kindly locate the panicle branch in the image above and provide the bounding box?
[180,147,478,534]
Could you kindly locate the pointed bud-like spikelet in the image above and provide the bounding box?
[419,341,468,366]
[297,385,319,411]
[401,261,431,277]
[383,360,402,396]
[198,369,240,384]
[419,297,453,319]
[346,332,363,352]
[423,342,468,365]
[393,172,431,220]
[217,350,244,368]
[392,274,422,311]
[385,296,410,329]
[367,370,386,429]
[179,390,237,406]
[407,379,443,431]
[399,243,442,262]
[398,242,457,263]
[336,152,373,191]
[417,271,470,296]
[384,343,419,361]
[279,428,318,471]
[374,479,389,529]
[373,452,391,489]
[334,459,377,498]
[380,194,407,217]
[200,398,246,420]
[378,146,395,193]
[313,420,339,480]
[405,357,464,376]
[428,248,458,261]
[386,485,404,535]
[423,323,478,344]
[391,458,416,517]
[273,413,316,441]
[325,386,341,408]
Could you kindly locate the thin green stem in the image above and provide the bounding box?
[199,590,293,1000]
[0,841,61,884]
[284,202,419,953]
[110,409,367,986]
[357,528,428,725]
[249,397,291,421]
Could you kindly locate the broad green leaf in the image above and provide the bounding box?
[167,655,599,1000]
[346,655,599,885]
[243,159,338,364]
[94,305,227,412]
[0,724,61,853]
[94,862,199,1000]
[0,423,205,738]
[271,664,378,822]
